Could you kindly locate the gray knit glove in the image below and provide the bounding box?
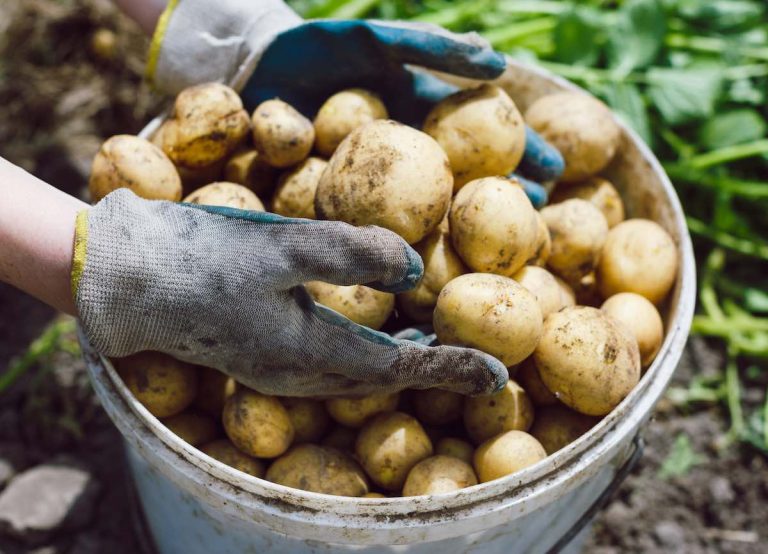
[72,190,508,396]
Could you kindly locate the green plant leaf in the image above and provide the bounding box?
[607,0,666,74]
[699,109,767,151]
[647,67,723,125]
[553,8,603,66]
[659,434,705,479]
[602,82,653,146]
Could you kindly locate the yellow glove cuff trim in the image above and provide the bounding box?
[71,209,89,299]
[146,0,181,87]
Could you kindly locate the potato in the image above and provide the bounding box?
[525,92,621,183]
[314,89,388,157]
[597,219,678,305]
[222,389,294,458]
[326,392,399,428]
[280,398,331,443]
[266,444,369,497]
[474,430,546,483]
[529,404,600,455]
[89,135,181,202]
[551,177,625,228]
[602,293,664,367]
[305,281,394,330]
[534,307,641,416]
[356,412,433,491]
[162,411,218,446]
[398,220,468,322]
[271,157,327,219]
[412,389,464,426]
[450,177,538,276]
[402,455,478,496]
[464,380,534,444]
[224,148,278,197]
[516,358,558,407]
[435,438,474,465]
[160,83,250,169]
[315,120,452,244]
[117,351,198,418]
[554,275,577,309]
[321,425,358,453]
[540,199,609,286]
[527,212,552,267]
[200,439,265,478]
[193,367,236,418]
[251,99,314,168]
[183,181,265,211]
[433,273,543,367]
[512,266,563,319]
[424,84,526,190]
[363,492,387,499]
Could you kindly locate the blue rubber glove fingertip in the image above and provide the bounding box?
[519,126,565,183]
[512,173,549,209]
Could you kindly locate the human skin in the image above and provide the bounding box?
[0,157,87,315]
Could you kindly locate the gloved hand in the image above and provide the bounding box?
[148,0,564,187]
[73,189,508,397]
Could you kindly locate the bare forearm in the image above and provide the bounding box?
[113,0,167,35]
[0,158,88,315]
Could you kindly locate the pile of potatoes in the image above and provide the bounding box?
[92,80,678,499]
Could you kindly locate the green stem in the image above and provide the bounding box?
[692,315,768,335]
[482,17,556,48]
[687,217,768,260]
[328,0,381,18]
[686,139,768,169]
[764,387,768,448]
[304,0,354,18]
[726,352,746,439]
[495,0,570,15]
[410,0,492,27]
[664,164,768,199]
[666,33,768,62]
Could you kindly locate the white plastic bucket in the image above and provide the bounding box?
[83,58,696,554]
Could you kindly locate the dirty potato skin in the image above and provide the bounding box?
[200,439,265,478]
[602,292,664,367]
[516,357,558,407]
[183,181,265,210]
[402,455,478,496]
[315,120,453,245]
[512,266,563,319]
[222,389,294,458]
[252,99,314,168]
[160,83,250,169]
[280,398,331,443]
[117,351,198,418]
[271,157,328,219]
[305,281,394,330]
[266,444,369,497]
[435,438,474,465]
[551,176,625,228]
[597,219,678,305]
[534,306,641,416]
[464,380,535,444]
[162,411,219,446]
[424,84,526,191]
[554,275,577,309]
[433,273,543,367]
[356,411,433,491]
[89,135,182,202]
[530,404,600,455]
[525,92,621,183]
[398,218,468,322]
[540,199,609,287]
[412,389,464,426]
[314,88,388,157]
[450,177,539,276]
[326,392,399,428]
[528,211,552,267]
[473,430,547,483]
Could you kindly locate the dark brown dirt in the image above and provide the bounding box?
[0,1,766,553]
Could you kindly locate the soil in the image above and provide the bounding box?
[0,1,766,553]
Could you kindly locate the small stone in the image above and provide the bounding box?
[602,501,632,529]
[709,476,735,503]
[654,520,686,547]
[0,463,99,543]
